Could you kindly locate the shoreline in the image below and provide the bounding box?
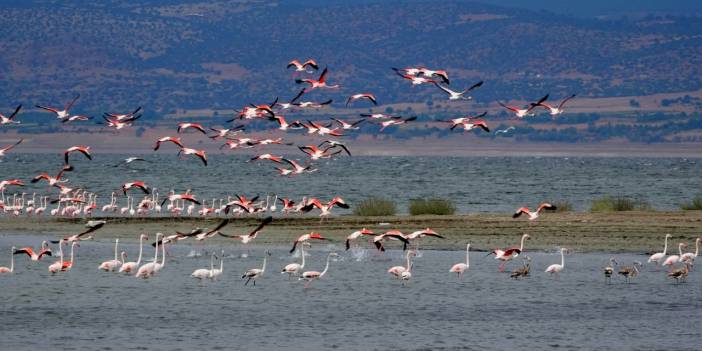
[2,211,701,253]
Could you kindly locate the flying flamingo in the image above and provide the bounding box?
[0,139,22,158]
[346,93,377,106]
[545,248,569,278]
[532,94,576,116]
[299,252,338,288]
[288,59,318,72]
[373,231,410,252]
[513,203,557,221]
[662,243,687,267]
[177,122,207,134]
[498,95,548,118]
[51,220,106,244]
[393,68,437,85]
[434,80,483,100]
[242,250,270,286]
[31,165,72,187]
[0,246,15,274]
[217,216,272,256]
[177,147,208,166]
[119,234,148,274]
[295,67,339,90]
[648,234,673,266]
[289,232,328,253]
[99,239,122,272]
[63,146,92,165]
[122,181,150,195]
[282,242,309,279]
[104,106,142,120]
[154,136,184,151]
[488,233,531,272]
[449,244,471,278]
[102,115,140,130]
[13,241,52,261]
[35,94,80,120]
[0,105,22,125]
[345,228,375,250]
[377,116,417,132]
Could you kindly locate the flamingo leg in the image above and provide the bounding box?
[498,261,506,272]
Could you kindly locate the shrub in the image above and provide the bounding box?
[591,196,651,212]
[409,198,456,216]
[553,200,574,212]
[353,197,396,216]
[681,196,702,210]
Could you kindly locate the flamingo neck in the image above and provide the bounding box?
[219,253,224,272]
[69,243,75,263]
[300,245,305,269]
[405,252,412,270]
[136,236,144,265]
[10,248,14,272]
[160,240,166,266]
[120,252,127,264]
[519,236,526,251]
[261,256,267,273]
[678,243,685,256]
[113,239,119,261]
[695,239,700,257]
[560,250,565,268]
[466,244,470,267]
[59,243,64,265]
[662,236,669,255]
[153,235,160,262]
[320,255,332,278]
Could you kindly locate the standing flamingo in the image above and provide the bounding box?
[0,246,15,274]
[648,234,672,266]
[662,243,687,267]
[488,233,530,272]
[192,252,215,280]
[449,244,470,278]
[388,250,416,279]
[681,237,700,266]
[48,240,65,274]
[242,250,270,286]
[282,242,309,279]
[545,248,569,278]
[300,252,338,288]
[60,242,78,272]
[136,233,161,278]
[99,239,122,271]
[210,250,224,281]
[120,234,148,274]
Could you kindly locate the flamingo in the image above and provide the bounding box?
[63,146,91,165]
[393,68,437,85]
[289,232,328,253]
[104,106,142,120]
[287,59,318,72]
[0,179,24,192]
[48,241,66,274]
[99,239,122,272]
[545,248,568,278]
[242,250,270,286]
[60,241,78,272]
[406,228,444,250]
[331,118,365,131]
[681,237,700,265]
[278,158,317,176]
[249,154,284,164]
[13,241,52,261]
[532,94,576,116]
[388,250,416,279]
[513,203,557,220]
[449,244,471,278]
[136,233,161,278]
[120,234,148,274]
[345,228,375,250]
[488,233,530,272]
[177,147,208,166]
[31,165,72,187]
[177,122,207,134]
[603,257,618,283]
[298,145,343,161]
[498,95,548,118]
[299,252,338,288]
[154,136,184,151]
[648,234,672,266]
[122,181,150,195]
[667,264,690,284]
[0,105,22,125]
[295,67,339,90]
[35,94,80,120]
[377,116,417,132]
[0,246,15,274]
[0,139,23,158]
[192,252,215,280]
[373,231,410,252]
[346,93,377,106]
[274,89,306,110]
[452,120,490,133]
[51,220,106,244]
[434,80,483,100]
[102,115,140,130]
[152,237,167,275]
[662,243,687,267]
[618,261,642,283]
[282,242,309,279]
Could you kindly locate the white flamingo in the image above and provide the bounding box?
[98,239,122,272]
[449,244,470,278]
[545,248,568,278]
[192,252,215,280]
[662,243,687,267]
[300,252,338,288]
[282,243,308,279]
[648,234,672,266]
[120,234,148,274]
[136,233,161,278]
[0,246,15,274]
[681,237,700,265]
[242,251,270,286]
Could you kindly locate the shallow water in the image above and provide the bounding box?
[3,154,702,213]
[1,236,700,350]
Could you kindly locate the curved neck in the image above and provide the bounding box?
[136,236,144,264]
[406,252,412,270]
[662,236,669,254]
[219,253,224,271]
[160,240,166,265]
[695,239,700,256]
[59,243,64,264]
[261,256,267,273]
[113,239,119,260]
[69,243,75,262]
[519,236,526,251]
[466,244,470,266]
[10,248,14,272]
[679,243,685,256]
[154,235,160,262]
[120,252,127,264]
[320,255,332,277]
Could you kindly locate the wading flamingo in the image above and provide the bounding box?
[545,248,568,278]
[120,234,148,274]
[300,252,338,288]
[648,234,672,266]
[449,244,470,278]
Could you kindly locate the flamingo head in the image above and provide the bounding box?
[522,233,531,240]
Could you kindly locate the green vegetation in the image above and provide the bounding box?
[591,196,651,212]
[353,197,397,216]
[409,198,456,216]
[681,196,702,210]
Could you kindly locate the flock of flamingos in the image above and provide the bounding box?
[0,60,697,287]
